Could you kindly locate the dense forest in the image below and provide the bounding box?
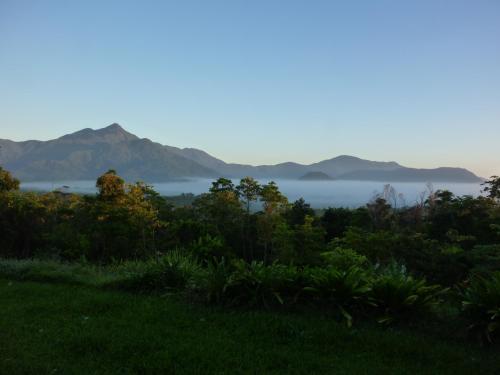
[1,166,500,342]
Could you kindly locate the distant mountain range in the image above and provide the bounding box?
[0,123,482,183]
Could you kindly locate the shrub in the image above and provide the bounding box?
[321,246,368,271]
[466,245,500,276]
[224,260,302,307]
[108,251,202,292]
[370,264,446,324]
[303,266,372,326]
[460,272,500,343]
[193,257,233,304]
[188,234,230,261]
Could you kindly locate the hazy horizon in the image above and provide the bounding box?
[1,1,499,177]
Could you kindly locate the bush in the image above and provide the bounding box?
[460,272,500,343]
[370,264,446,324]
[108,251,202,292]
[193,257,233,304]
[466,245,500,276]
[188,234,230,262]
[303,266,372,326]
[224,260,302,307]
[321,246,368,270]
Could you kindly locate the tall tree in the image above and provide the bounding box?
[237,177,261,215]
[237,177,261,259]
[96,169,125,201]
[0,166,20,192]
[257,181,289,261]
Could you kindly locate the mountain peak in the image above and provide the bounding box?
[103,123,124,131]
[59,123,138,144]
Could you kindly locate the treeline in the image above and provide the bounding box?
[1,168,499,283]
[1,166,500,341]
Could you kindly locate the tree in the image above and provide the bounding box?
[321,207,353,241]
[482,176,500,201]
[209,177,236,195]
[237,177,261,259]
[293,215,325,265]
[286,198,315,227]
[257,181,289,261]
[96,169,125,201]
[0,166,20,192]
[366,198,393,230]
[259,181,288,215]
[193,178,244,257]
[237,177,261,215]
[88,172,161,261]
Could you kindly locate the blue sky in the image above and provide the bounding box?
[1,0,499,177]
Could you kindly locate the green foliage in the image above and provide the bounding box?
[292,215,325,265]
[466,245,500,275]
[236,176,261,213]
[1,165,500,340]
[370,264,446,324]
[108,251,201,292]
[460,272,500,343]
[224,260,301,307]
[303,266,372,326]
[286,198,315,227]
[0,191,50,258]
[96,169,125,200]
[366,198,393,230]
[194,257,233,304]
[339,227,396,263]
[271,222,296,263]
[321,207,353,241]
[321,246,368,270]
[188,234,229,261]
[0,166,20,191]
[259,181,288,215]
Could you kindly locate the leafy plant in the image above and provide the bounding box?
[188,234,229,261]
[321,246,368,270]
[109,250,202,292]
[194,257,233,304]
[370,264,446,324]
[303,266,372,326]
[225,260,301,307]
[460,272,500,343]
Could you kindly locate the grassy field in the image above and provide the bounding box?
[1,279,499,374]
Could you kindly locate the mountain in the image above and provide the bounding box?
[0,124,217,181]
[0,124,483,183]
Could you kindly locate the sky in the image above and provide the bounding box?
[1,0,499,177]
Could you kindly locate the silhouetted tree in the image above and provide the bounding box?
[482,176,500,201]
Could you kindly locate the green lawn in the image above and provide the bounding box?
[0,279,498,375]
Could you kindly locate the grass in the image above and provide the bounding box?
[1,279,499,374]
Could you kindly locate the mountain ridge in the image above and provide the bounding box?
[0,124,483,183]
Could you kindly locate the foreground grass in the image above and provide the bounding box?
[1,280,499,374]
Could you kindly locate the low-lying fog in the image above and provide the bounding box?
[20,179,483,208]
